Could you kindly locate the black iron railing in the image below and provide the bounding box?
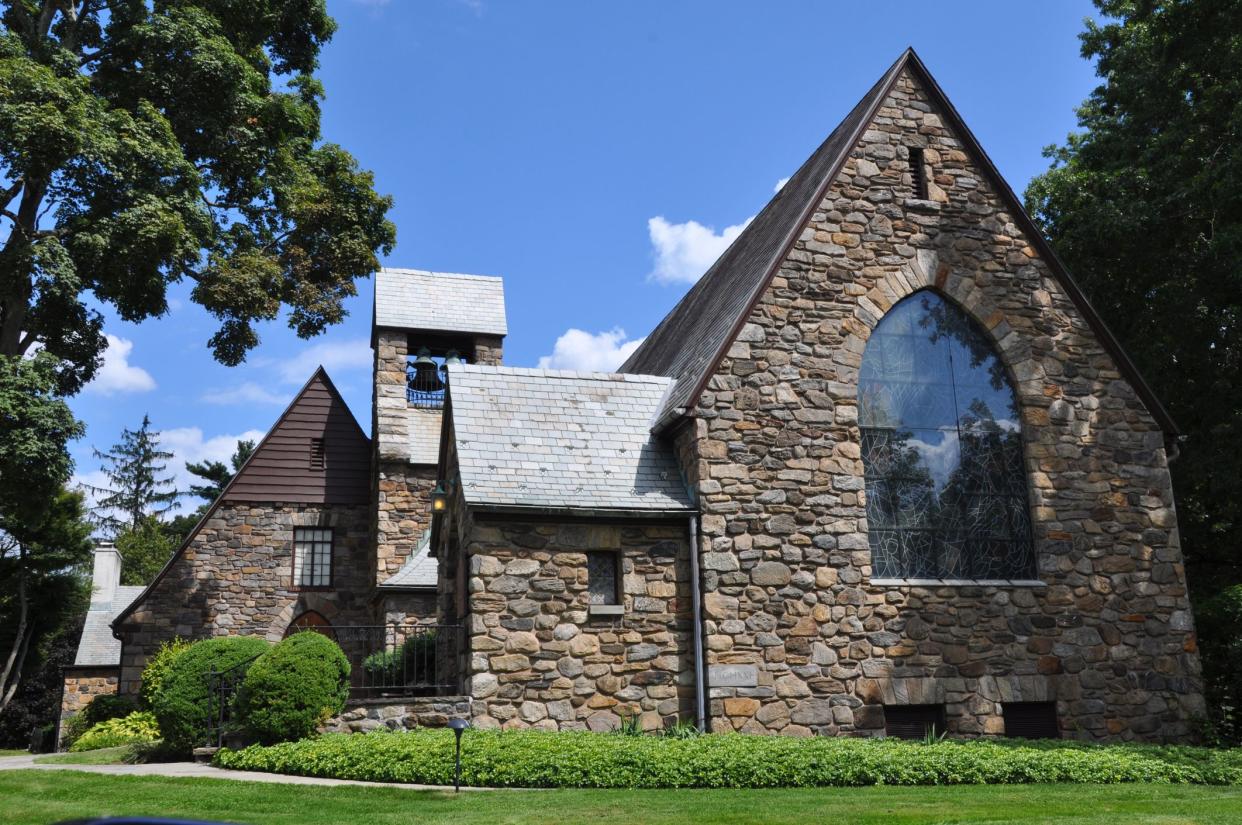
[206,652,263,749]
[338,624,460,699]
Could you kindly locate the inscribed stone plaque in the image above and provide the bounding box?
[709,664,758,688]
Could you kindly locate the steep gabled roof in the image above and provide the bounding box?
[111,367,369,632]
[620,48,1178,437]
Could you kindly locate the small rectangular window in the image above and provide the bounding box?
[587,551,619,606]
[1002,702,1059,739]
[908,146,928,200]
[309,438,325,470]
[293,527,332,588]
[884,704,946,740]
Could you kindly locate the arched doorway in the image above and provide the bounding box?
[285,610,337,640]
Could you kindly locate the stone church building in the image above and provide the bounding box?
[80,49,1202,743]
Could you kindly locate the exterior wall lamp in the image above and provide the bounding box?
[430,480,450,513]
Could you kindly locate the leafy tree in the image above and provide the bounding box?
[0,613,82,748]
[115,514,174,586]
[0,1,395,395]
[88,414,178,535]
[0,353,83,524]
[185,438,254,503]
[1024,0,1242,741]
[0,487,92,713]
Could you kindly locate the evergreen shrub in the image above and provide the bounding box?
[152,636,270,755]
[236,631,350,744]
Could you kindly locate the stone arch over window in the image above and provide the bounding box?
[858,289,1035,581]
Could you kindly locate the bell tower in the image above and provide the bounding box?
[370,269,506,587]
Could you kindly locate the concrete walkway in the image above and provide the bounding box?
[0,752,489,791]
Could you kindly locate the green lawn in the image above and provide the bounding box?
[0,748,28,757]
[0,771,1240,825]
[34,746,130,765]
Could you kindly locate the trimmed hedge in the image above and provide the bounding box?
[215,729,1242,788]
[153,636,271,755]
[237,631,350,745]
[69,711,160,752]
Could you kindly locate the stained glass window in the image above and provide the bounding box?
[859,291,1035,580]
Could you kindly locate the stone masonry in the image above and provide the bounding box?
[59,668,119,741]
[681,69,1203,741]
[461,518,694,731]
[115,502,372,695]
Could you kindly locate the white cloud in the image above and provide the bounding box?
[537,328,644,373]
[84,335,156,396]
[201,382,289,406]
[647,215,751,285]
[646,178,791,285]
[274,337,371,385]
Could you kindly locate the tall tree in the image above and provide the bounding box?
[0,1,396,395]
[116,514,173,586]
[89,414,178,535]
[0,486,92,714]
[0,352,83,523]
[1025,0,1242,742]
[1025,0,1242,583]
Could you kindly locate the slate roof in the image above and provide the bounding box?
[375,268,507,336]
[75,586,145,667]
[619,48,1178,436]
[379,531,438,589]
[447,365,693,514]
[408,409,442,465]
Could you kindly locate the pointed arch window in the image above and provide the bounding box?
[859,291,1035,581]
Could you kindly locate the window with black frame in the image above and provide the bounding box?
[293,527,333,588]
[858,291,1035,581]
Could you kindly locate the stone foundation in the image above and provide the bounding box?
[323,697,472,733]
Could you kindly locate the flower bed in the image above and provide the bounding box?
[214,729,1242,788]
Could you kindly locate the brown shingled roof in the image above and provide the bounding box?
[620,48,1177,438]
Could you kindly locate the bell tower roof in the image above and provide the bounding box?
[374,268,507,337]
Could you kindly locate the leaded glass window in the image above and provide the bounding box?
[587,551,619,605]
[859,291,1035,580]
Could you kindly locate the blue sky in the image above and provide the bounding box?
[70,0,1101,513]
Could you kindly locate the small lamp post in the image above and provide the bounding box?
[448,717,470,792]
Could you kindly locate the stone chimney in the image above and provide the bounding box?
[90,541,122,605]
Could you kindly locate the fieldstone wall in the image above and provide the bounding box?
[379,591,439,626]
[685,69,1203,741]
[375,461,437,583]
[463,519,694,731]
[472,335,503,366]
[59,668,119,742]
[323,697,472,733]
[115,502,372,695]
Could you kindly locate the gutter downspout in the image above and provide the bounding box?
[688,513,707,732]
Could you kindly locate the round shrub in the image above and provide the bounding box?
[237,631,350,745]
[139,637,192,709]
[153,635,271,755]
[69,711,160,752]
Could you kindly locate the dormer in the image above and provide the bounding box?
[371,269,507,464]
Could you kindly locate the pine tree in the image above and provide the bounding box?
[184,439,255,503]
[89,415,179,536]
